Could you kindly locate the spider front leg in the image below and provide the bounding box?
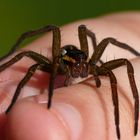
[79,25,140,65]
[78,25,89,57]
[0,25,60,61]
[101,58,139,136]
[47,25,61,108]
[78,25,102,64]
[0,26,61,112]
[78,25,101,87]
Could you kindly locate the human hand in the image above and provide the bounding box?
[0,12,140,140]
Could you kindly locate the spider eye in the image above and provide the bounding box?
[61,49,67,56]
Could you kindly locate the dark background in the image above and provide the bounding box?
[0,0,140,56]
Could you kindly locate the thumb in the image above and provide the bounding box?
[3,96,83,140]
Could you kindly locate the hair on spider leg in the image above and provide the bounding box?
[0,24,139,139]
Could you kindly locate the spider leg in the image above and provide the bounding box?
[78,25,101,86]
[101,58,139,136]
[0,51,51,72]
[78,25,89,57]
[0,51,54,113]
[86,27,104,64]
[89,64,101,87]
[47,58,59,109]
[0,25,60,61]
[64,68,71,86]
[0,25,59,71]
[97,66,120,139]
[86,28,97,51]
[78,25,104,64]
[47,25,61,108]
[1,26,61,110]
[5,63,43,114]
[79,25,140,64]
[90,37,140,64]
[0,51,53,113]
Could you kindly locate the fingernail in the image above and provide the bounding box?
[53,103,83,140]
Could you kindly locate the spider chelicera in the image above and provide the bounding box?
[0,25,139,139]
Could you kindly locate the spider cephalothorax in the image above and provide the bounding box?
[60,45,88,78]
[0,25,139,139]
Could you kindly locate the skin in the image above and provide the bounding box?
[0,12,140,140]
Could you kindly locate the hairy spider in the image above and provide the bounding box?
[0,25,139,139]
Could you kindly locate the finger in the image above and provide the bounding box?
[4,100,71,140]
[1,12,140,110]
[1,12,140,140]
[3,57,140,140]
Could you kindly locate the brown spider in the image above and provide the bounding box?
[0,25,139,139]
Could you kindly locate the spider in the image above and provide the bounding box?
[0,25,139,139]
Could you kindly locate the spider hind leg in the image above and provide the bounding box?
[101,58,139,136]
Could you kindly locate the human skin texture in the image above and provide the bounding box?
[0,12,140,140]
